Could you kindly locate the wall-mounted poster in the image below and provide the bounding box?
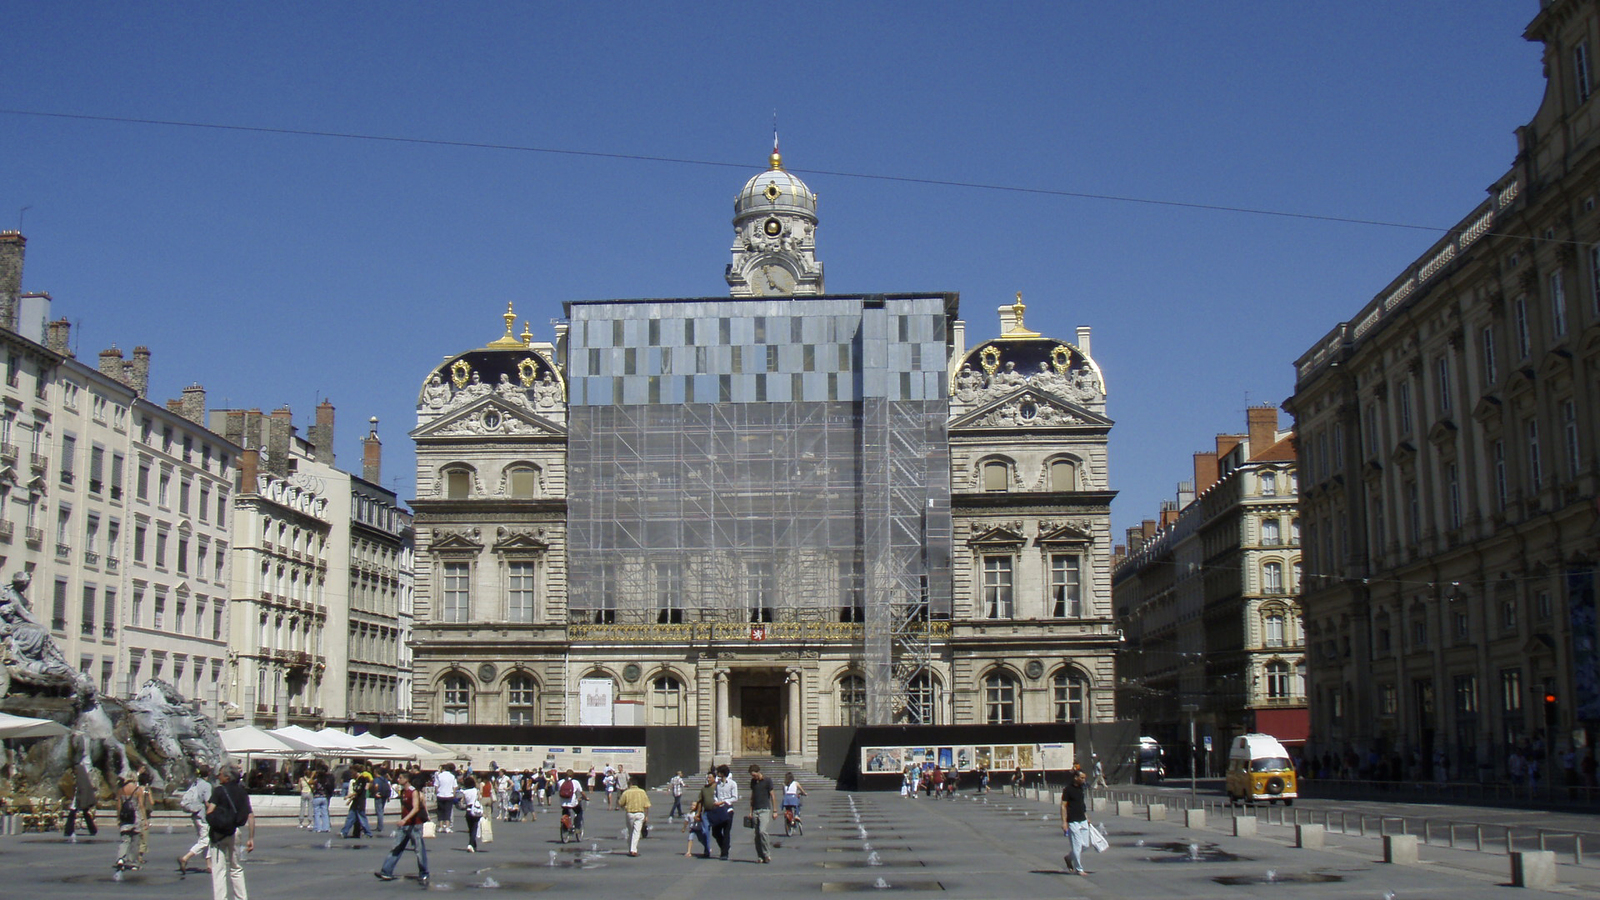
[937,748,953,769]
[993,745,1017,771]
[1016,744,1036,770]
[1038,743,1074,771]
[862,747,904,772]
[956,748,972,770]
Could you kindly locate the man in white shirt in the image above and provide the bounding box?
[558,770,587,838]
[432,765,458,834]
[709,764,739,860]
[668,771,685,820]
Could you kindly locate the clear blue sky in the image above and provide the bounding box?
[2,2,1545,533]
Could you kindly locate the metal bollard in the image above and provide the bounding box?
[1575,836,1583,866]
[1475,825,1482,852]
[1538,830,1546,851]
[1424,821,1431,844]
[1507,829,1515,855]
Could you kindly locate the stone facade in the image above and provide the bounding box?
[1287,0,1600,777]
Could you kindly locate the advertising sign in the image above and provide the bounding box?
[579,677,615,726]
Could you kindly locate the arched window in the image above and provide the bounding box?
[1265,661,1291,700]
[982,460,1010,492]
[444,468,472,500]
[650,675,684,726]
[1264,611,1286,647]
[906,672,937,725]
[1261,518,1281,545]
[1263,562,1284,594]
[507,465,538,499]
[1049,459,1078,492]
[1053,670,1087,723]
[838,673,866,726]
[1292,561,1302,591]
[984,671,1018,724]
[442,673,471,724]
[507,674,537,726]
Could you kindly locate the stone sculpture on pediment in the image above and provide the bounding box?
[533,372,564,409]
[422,373,451,409]
[970,394,1085,428]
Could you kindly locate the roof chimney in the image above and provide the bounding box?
[1193,451,1219,494]
[266,407,294,477]
[128,346,151,399]
[0,232,24,333]
[308,399,335,466]
[45,318,70,356]
[180,383,206,425]
[362,417,382,484]
[1075,325,1091,359]
[237,447,260,493]
[1246,405,1280,460]
[99,347,127,385]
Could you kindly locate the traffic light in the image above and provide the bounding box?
[1543,690,1560,729]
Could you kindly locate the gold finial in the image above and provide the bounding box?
[487,301,526,348]
[521,319,533,346]
[770,150,783,170]
[1002,291,1041,337]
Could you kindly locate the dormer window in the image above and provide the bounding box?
[507,465,537,499]
[1049,459,1078,492]
[982,460,1010,492]
[445,469,471,500]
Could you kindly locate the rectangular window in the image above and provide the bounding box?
[89,446,104,494]
[982,555,1014,618]
[1564,399,1581,480]
[1515,296,1532,359]
[110,453,124,500]
[1435,356,1451,412]
[507,561,536,623]
[60,434,75,485]
[136,463,150,501]
[1493,440,1509,510]
[1049,554,1081,617]
[1455,674,1479,714]
[154,529,168,568]
[130,587,143,628]
[157,471,170,506]
[1501,669,1523,713]
[198,485,210,522]
[1366,403,1381,457]
[176,538,188,574]
[102,589,116,640]
[1398,380,1413,434]
[837,559,863,623]
[1552,271,1569,338]
[1578,40,1593,103]
[652,560,681,624]
[441,562,470,622]
[1407,481,1421,544]
[1380,683,1398,716]
[52,579,69,632]
[80,585,96,637]
[1481,326,1498,387]
[1447,463,1462,529]
[179,479,191,515]
[1528,419,1543,492]
[745,559,774,622]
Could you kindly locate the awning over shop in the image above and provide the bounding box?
[1250,707,1310,745]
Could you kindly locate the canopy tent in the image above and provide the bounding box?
[410,736,468,763]
[311,728,414,759]
[0,711,70,739]
[220,724,319,757]
[370,733,447,763]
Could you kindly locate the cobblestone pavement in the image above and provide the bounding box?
[1,786,1590,898]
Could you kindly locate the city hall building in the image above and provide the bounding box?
[407,147,1118,769]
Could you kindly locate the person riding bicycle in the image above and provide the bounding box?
[557,769,586,840]
[780,772,807,835]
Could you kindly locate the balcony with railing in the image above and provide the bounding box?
[54,543,70,561]
[0,443,17,463]
[83,550,99,567]
[105,557,119,573]
[0,521,13,543]
[24,527,44,547]
[30,453,47,473]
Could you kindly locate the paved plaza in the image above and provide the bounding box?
[2,784,1596,898]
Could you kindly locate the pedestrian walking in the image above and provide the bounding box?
[205,764,255,900]
[341,764,374,838]
[668,770,685,820]
[375,770,430,886]
[1059,769,1090,876]
[460,775,484,852]
[113,778,140,871]
[134,767,154,866]
[297,768,315,829]
[709,764,738,860]
[748,764,774,863]
[618,778,651,856]
[62,763,98,839]
[372,768,391,833]
[690,773,716,858]
[311,764,334,832]
[432,764,458,834]
[177,764,213,877]
[1091,756,1107,788]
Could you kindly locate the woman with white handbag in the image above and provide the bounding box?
[1059,769,1091,876]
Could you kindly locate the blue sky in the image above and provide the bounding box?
[2,2,1545,534]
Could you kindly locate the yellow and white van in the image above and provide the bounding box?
[1224,733,1297,805]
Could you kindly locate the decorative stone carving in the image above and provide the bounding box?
[0,572,93,699]
[970,394,1085,428]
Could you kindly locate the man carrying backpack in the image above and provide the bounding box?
[558,769,586,838]
[372,768,392,833]
[205,764,255,900]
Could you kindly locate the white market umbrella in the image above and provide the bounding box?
[312,728,413,759]
[0,711,69,739]
[221,724,319,756]
[371,734,430,760]
[410,736,467,763]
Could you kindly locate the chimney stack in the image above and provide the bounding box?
[308,399,336,466]
[1193,451,1219,494]
[180,383,206,425]
[1075,325,1092,359]
[45,318,70,356]
[1246,406,1280,460]
[237,448,260,493]
[128,346,151,399]
[99,347,126,384]
[0,232,24,333]
[362,417,383,484]
[266,407,294,476]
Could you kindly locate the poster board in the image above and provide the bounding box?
[578,677,614,726]
[860,742,1074,773]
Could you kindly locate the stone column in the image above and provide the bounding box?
[786,669,802,759]
[714,671,730,762]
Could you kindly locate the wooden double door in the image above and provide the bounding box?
[741,686,785,756]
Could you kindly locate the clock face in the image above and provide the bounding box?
[754,264,796,296]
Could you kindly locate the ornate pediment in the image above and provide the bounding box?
[968,522,1026,547]
[431,526,484,551]
[413,395,567,440]
[1426,418,1458,446]
[1036,520,1095,545]
[1472,395,1503,422]
[494,525,551,551]
[950,389,1109,431]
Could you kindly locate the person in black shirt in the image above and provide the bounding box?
[1059,769,1089,875]
[748,764,775,863]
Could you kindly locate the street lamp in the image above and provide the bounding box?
[1182,702,1199,800]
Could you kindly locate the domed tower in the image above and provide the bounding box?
[726,138,824,296]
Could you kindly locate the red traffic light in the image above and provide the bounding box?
[1544,693,1558,704]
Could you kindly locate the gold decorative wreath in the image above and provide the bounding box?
[450,360,472,389]
[979,346,1001,375]
[1051,346,1073,375]
[764,182,781,202]
[517,357,539,387]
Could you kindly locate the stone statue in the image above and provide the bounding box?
[422,373,451,409]
[954,366,983,403]
[0,572,94,699]
[123,680,225,783]
[466,371,491,398]
[1032,361,1068,394]
[534,372,563,408]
